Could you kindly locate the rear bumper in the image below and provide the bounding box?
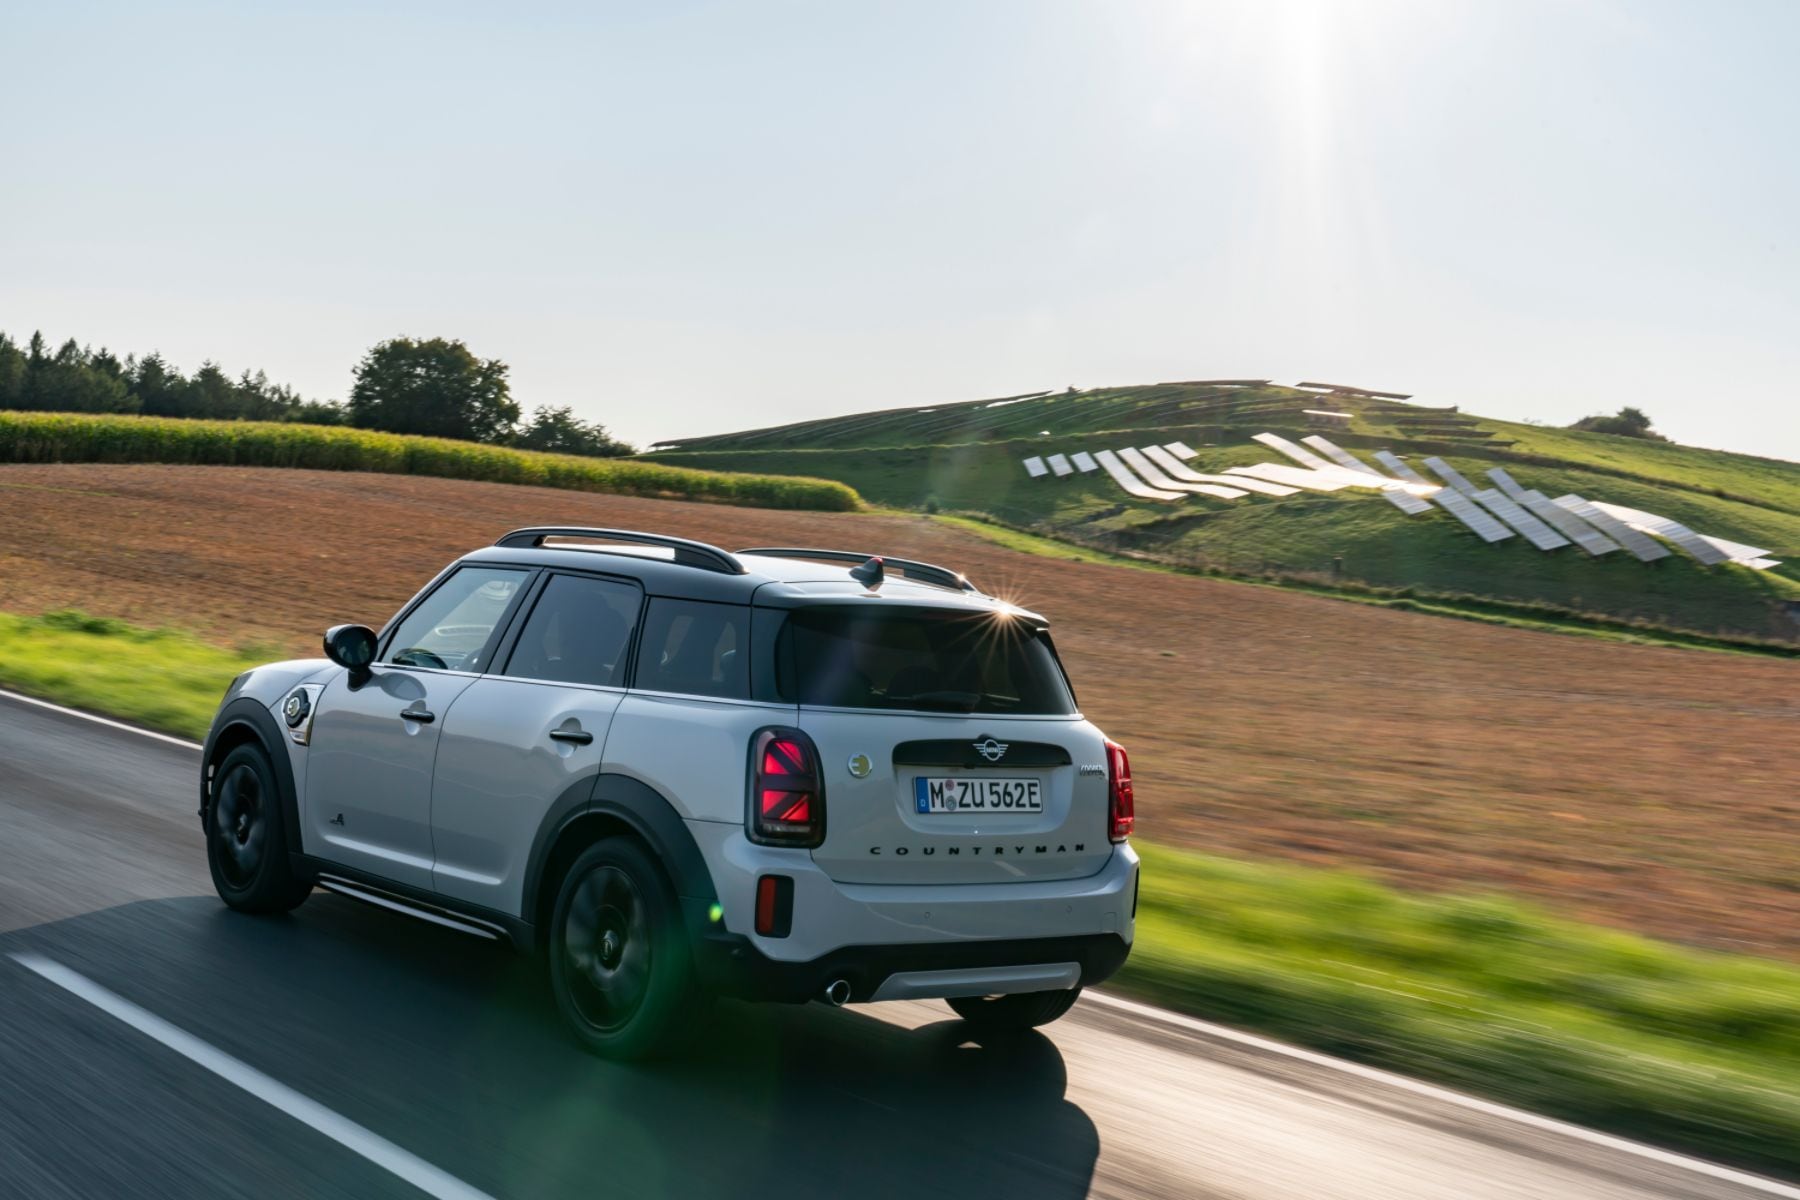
[683,820,1137,1002]
[694,928,1132,1004]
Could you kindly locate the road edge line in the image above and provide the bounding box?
[1082,989,1800,1198]
[0,687,203,750]
[9,952,496,1200]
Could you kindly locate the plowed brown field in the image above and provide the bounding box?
[3,463,1795,956]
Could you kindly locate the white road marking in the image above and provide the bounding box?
[1082,990,1800,1199]
[9,953,497,1200]
[0,687,203,750]
[7,689,1796,1197]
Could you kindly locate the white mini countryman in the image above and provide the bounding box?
[201,528,1139,1058]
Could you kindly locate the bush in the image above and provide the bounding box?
[0,412,861,511]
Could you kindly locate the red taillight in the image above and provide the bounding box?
[1105,738,1134,843]
[748,728,825,847]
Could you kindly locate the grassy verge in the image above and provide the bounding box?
[0,611,267,739]
[0,411,861,511]
[3,610,1796,1177]
[1118,844,1800,1179]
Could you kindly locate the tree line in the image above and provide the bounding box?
[0,330,633,457]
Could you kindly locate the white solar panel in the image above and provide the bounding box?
[1379,488,1436,515]
[1692,534,1778,568]
[1470,489,1571,551]
[1094,449,1184,501]
[1421,457,1481,495]
[1252,432,1340,472]
[1071,451,1098,473]
[1301,435,1434,512]
[1511,488,1619,556]
[1224,463,1357,491]
[1022,457,1049,478]
[1591,507,1775,567]
[1485,467,1531,502]
[1431,488,1515,542]
[1164,441,1200,460]
[1549,495,1670,562]
[1119,447,1246,499]
[1141,446,1299,496]
[1588,502,1732,565]
[1299,435,1385,477]
[1372,451,1432,486]
[1047,453,1074,477]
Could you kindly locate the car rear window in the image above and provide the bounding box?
[634,598,748,700]
[775,607,1076,715]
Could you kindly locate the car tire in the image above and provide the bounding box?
[206,742,311,914]
[947,987,1082,1030]
[548,836,707,1061]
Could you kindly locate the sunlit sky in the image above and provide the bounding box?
[4,0,1796,459]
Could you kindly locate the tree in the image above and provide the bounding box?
[0,334,25,408]
[24,338,133,413]
[1569,406,1666,441]
[2,329,341,421]
[512,405,634,457]
[348,337,518,443]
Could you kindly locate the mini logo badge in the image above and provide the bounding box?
[973,737,1009,762]
[847,753,873,778]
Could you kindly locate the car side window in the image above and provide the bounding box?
[382,567,529,672]
[633,598,748,700]
[504,573,642,688]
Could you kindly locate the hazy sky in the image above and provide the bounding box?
[4,0,1796,459]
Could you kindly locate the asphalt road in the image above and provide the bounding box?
[0,689,1791,1200]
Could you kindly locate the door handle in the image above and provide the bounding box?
[400,708,435,724]
[549,728,593,745]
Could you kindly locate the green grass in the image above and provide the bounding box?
[0,411,861,511]
[1484,419,1800,514]
[0,610,267,740]
[3,608,1797,1176]
[1117,843,1800,1179]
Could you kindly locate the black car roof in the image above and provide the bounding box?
[452,530,1043,620]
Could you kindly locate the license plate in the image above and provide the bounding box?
[914,776,1042,814]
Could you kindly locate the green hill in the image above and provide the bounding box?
[646,383,1800,644]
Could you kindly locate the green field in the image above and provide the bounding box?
[0,411,860,512]
[2,609,1796,1177]
[646,385,1800,642]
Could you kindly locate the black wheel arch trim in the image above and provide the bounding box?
[521,771,720,951]
[201,698,303,853]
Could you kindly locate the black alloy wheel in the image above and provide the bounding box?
[212,760,268,890]
[205,742,311,913]
[548,836,705,1060]
[563,864,654,1034]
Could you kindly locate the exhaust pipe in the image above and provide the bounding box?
[822,979,852,1007]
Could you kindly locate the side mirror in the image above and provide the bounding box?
[323,624,378,687]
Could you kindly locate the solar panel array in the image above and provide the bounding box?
[1016,434,1780,572]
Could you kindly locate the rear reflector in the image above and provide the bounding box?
[747,727,826,848]
[754,874,794,937]
[1105,738,1134,843]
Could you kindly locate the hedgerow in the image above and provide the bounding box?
[0,412,861,511]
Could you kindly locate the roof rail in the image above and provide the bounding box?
[738,547,979,593]
[494,527,745,575]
